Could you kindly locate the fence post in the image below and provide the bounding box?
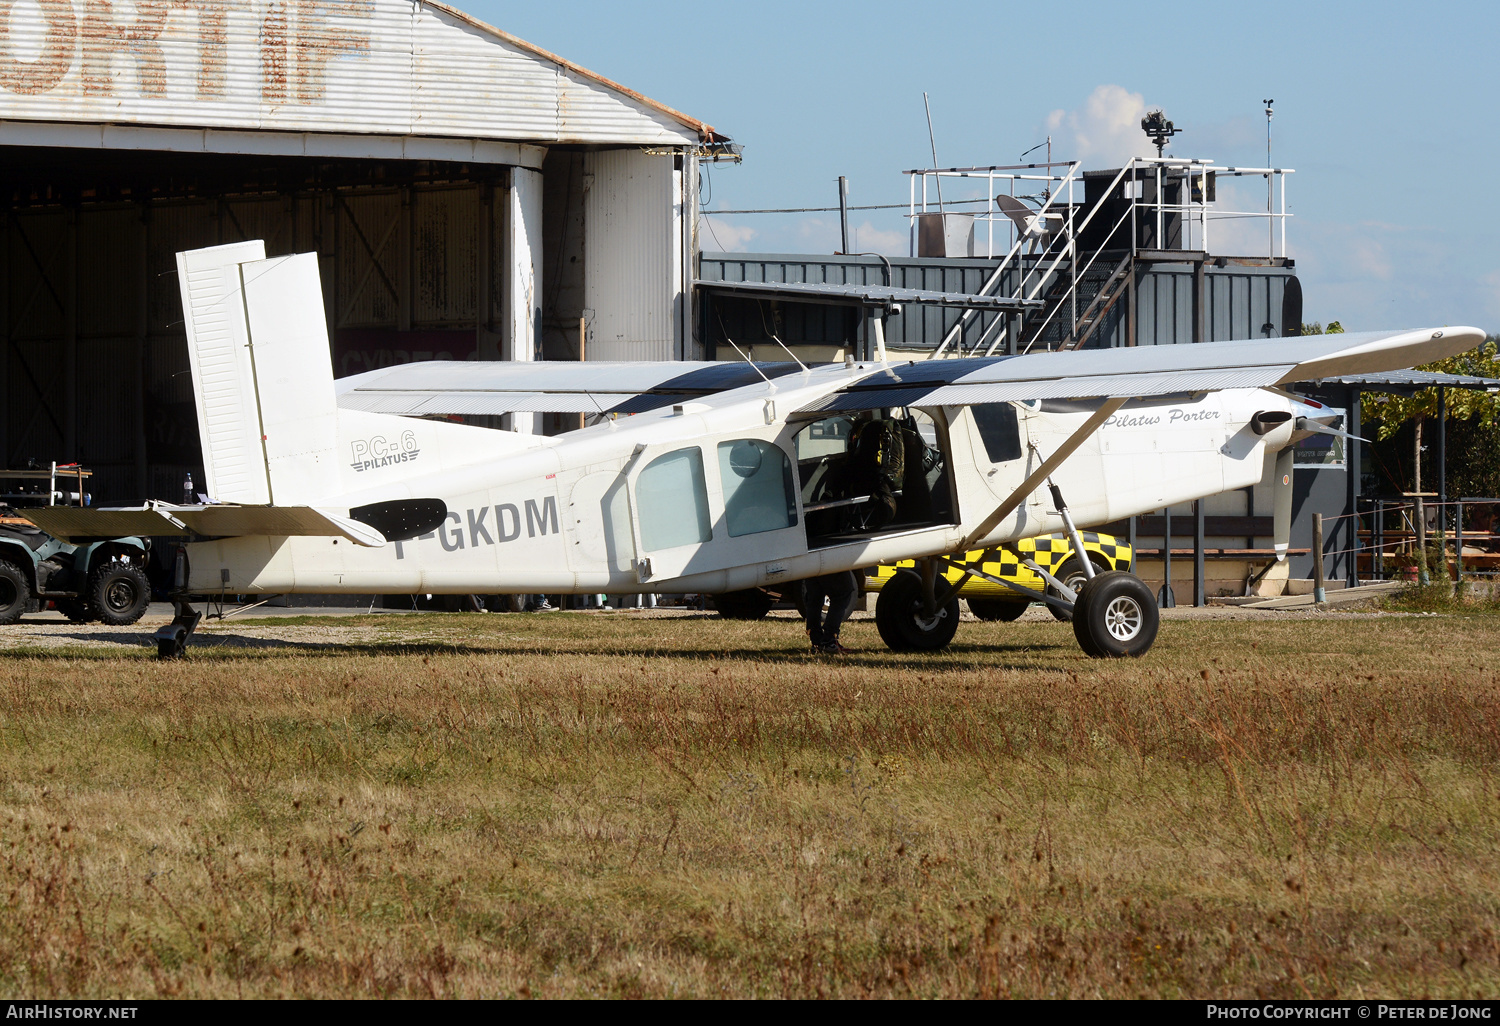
[1313,513,1327,606]
[1455,501,1465,598]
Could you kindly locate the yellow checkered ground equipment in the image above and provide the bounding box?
[868,531,1133,601]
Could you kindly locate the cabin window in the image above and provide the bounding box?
[637,447,712,551]
[718,439,797,537]
[972,403,1023,463]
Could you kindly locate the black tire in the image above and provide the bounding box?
[967,597,1028,622]
[1072,571,1158,658]
[712,588,774,620]
[0,560,29,625]
[874,571,960,652]
[87,562,151,626]
[1047,557,1105,622]
[56,598,96,623]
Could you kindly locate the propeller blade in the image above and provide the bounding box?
[1296,416,1371,444]
[1273,447,1294,561]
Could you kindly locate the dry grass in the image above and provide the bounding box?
[2,608,1499,999]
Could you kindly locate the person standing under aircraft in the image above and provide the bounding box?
[804,570,859,655]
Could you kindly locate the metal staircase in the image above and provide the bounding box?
[912,155,1292,358]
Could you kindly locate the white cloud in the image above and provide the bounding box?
[1045,85,1156,168]
[1203,178,1280,259]
[849,220,906,256]
[698,214,758,252]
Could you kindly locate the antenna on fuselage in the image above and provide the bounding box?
[755,300,809,372]
[716,309,778,392]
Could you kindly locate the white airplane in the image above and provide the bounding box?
[24,242,1484,659]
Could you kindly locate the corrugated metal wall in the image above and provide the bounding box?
[1132,265,1290,346]
[584,150,679,361]
[0,0,701,147]
[700,254,1297,353]
[702,254,1019,351]
[1,177,505,505]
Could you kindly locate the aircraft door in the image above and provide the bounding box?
[627,438,805,586]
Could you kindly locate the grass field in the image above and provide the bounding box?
[2,607,1499,999]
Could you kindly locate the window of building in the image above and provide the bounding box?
[636,447,712,551]
[718,439,797,537]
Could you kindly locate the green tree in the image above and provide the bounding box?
[1361,338,1500,441]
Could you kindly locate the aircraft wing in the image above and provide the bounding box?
[797,327,1487,411]
[21,503,386,547]
[336,360,807,417]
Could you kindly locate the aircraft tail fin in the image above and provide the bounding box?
[178,242,340,506]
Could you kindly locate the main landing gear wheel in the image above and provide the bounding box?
[56,598,95,623]
[1072,571,1158,658]
[0,560,28,625]
[966,597,1028,622]
[87,563,152,627]
[875,571,960,652]
[1048,557,1102,622]
[712,589,774,620]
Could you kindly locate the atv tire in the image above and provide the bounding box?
[0,560,28,625]
[86,562,151,626]
[967,597,1028,622]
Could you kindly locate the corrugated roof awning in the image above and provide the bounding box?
[695,279,1042,311]
[1299,369,1500,394]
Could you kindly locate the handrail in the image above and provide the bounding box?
[1019,205,1136,353]
[906,156,1295,357]
[927,160,1082,358]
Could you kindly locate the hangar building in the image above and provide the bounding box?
[0,0,727,503]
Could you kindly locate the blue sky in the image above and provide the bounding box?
[476,0,1500,333]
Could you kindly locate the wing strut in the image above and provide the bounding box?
[958,397,1127,552]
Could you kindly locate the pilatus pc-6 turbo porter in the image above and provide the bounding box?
[24,242,1484,659]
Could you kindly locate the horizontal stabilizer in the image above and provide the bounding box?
[22,504,386,548]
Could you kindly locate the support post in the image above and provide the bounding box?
[577,315,587,431]
[838,176,849,254]
[1375,500,1384,579]
[64,205,77,459]
[1455,500,1465,594]
[1312,512,1327,605]
[1415,494,1428,587]
[1193,498,1205,607]
[1159,507,1175,608]
[1192,259,1205,345]
[134,202,150,499]
[503,166,545,435]
[1438,387,1447,534]
[1348,391,1361,587]
[1,210,8,468]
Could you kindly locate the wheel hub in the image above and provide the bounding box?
[105,580,135,612]
[1103,596,1142,641]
